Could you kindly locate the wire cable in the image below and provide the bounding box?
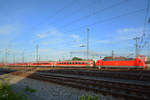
[62,8,145,33]
[140,0,150,46]
[47,0,102,26]
[30,0,76,30]
[61,0,128,28]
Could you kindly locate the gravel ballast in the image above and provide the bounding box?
[0,73,120,100]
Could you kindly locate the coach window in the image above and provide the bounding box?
[79,62,81,64]
[85,62,87,64]
[82,62,84,64]
[70,62,72,64]
[67,62,69,64]
[73,62,74,64]
[76,62,78,64]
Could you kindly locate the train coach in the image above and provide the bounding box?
[55,60,94,68]
[0,63,4,67]
[28,61,54,67]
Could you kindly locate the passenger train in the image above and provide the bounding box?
[0,56,146,70]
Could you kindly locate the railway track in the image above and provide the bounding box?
[1,67,150,82]
[11,71,150,100]
[0,68,16,73]
[40,69,150,82]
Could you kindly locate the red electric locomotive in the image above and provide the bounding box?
[95,57,146,69]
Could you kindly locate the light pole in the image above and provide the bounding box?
[0,50,2,63]
[36,45,39,62]
[70,52,72,60]
[13,55,15,64]
[79,44,86,59]
[22,50,24,63]
[146,41,149,57]
[133,37,140,57]
[112,50,114,59]
[87,28,90,60]
[5,48,8,65]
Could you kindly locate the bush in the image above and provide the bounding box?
[80,95,99,100]
[0,82,27,100]
[24,85,36,93]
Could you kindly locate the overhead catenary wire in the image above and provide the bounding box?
[47,0,102,26]
[143,0,150,35]
[30,0,76,31]
[34,8,145,41]
[62,8,145,33]
[61,0,128,28]
[140,0,150,46]
[35,0,129,37]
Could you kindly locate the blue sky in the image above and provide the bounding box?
[0,0,149,62]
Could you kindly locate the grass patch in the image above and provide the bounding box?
[4,78,10,82]
[0,81,27,100]
[80,95,99,100]
[24,85,37,93]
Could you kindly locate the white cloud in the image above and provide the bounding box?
[0,24,22,48]
[36,28,62,39]
[116,27,144,40]
[37,48,71,61]
[117,28,143,34]
[0,24,20,35]
[37,33,49,39]
[95,40,111,44]
[70,34,80,42]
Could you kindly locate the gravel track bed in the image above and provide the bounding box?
[35,72,150,86]
[0,73,120,100]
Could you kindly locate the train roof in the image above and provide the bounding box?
[102,58,135,61]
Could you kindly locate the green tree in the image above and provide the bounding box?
[72,57,83,61]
